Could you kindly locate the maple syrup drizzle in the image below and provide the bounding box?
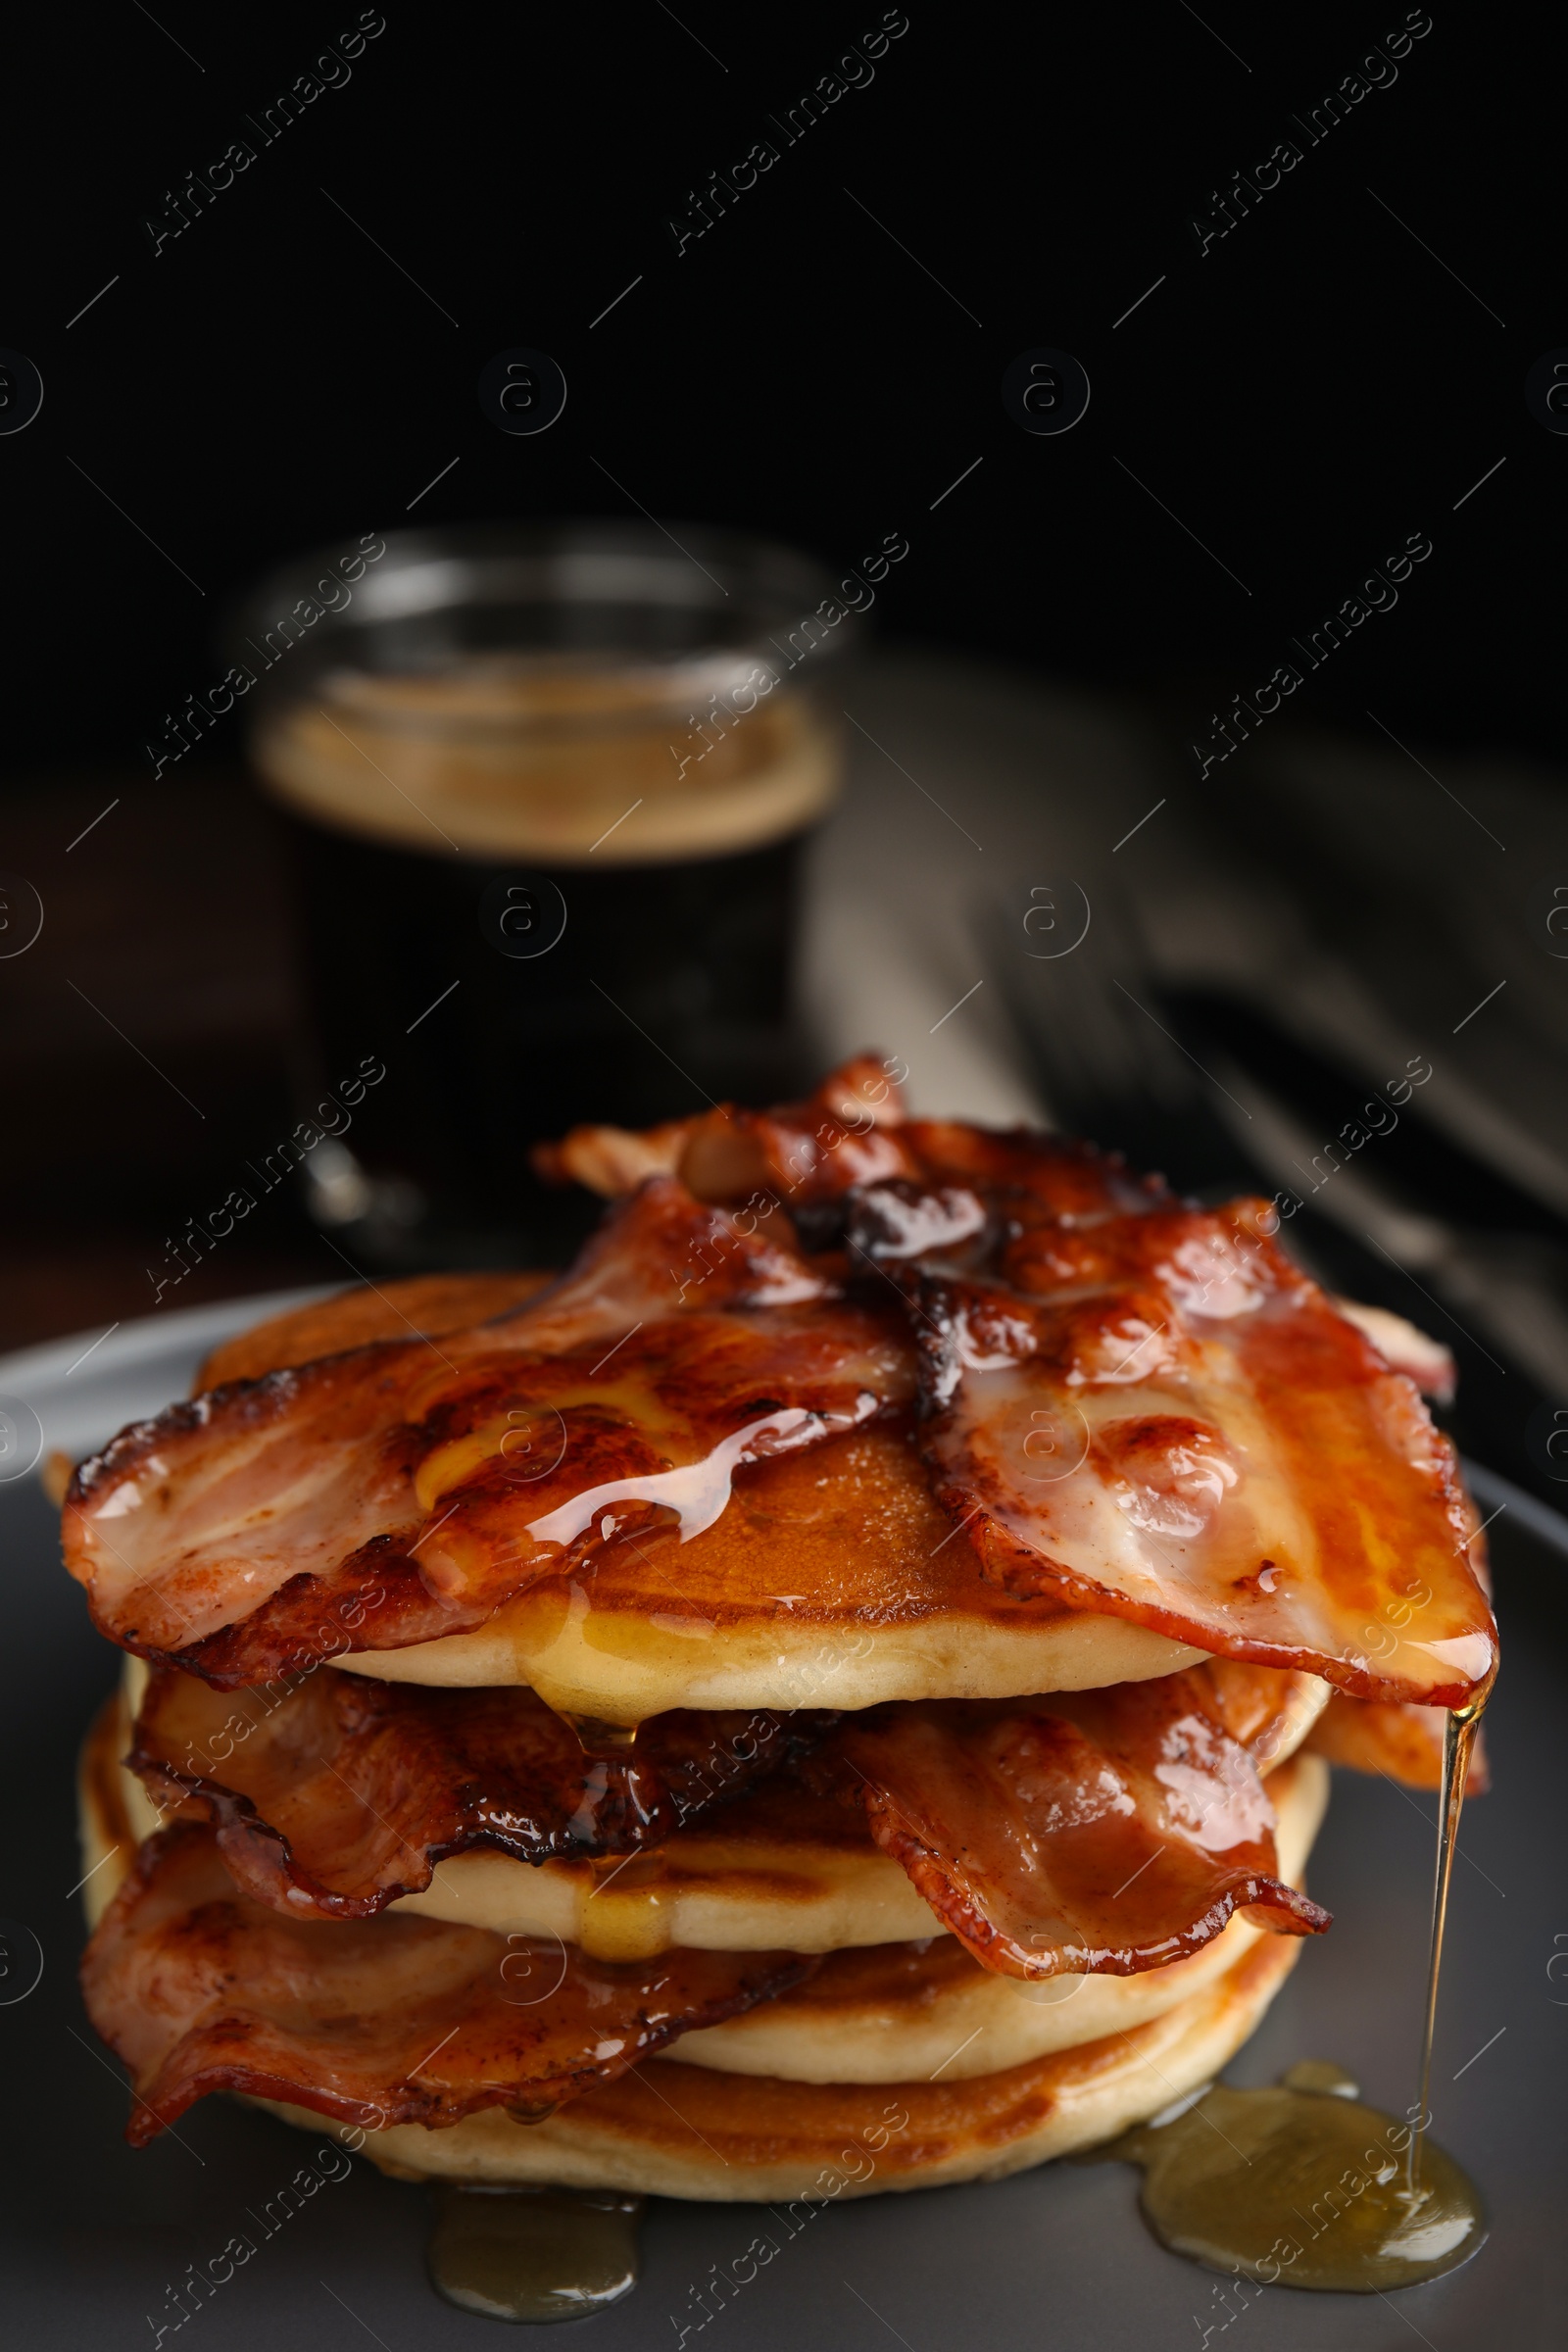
[1409,1688,1487,2193]
[525,1408,820,1553]
[1091,1683,1492,2291]
[427,2186,643,2323]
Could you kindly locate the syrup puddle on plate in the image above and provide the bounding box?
[428,2186,644,2323]
[1090,2059,1484,2290]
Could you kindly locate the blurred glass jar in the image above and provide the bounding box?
[229,521,855,1261]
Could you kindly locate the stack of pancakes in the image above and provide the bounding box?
[67,1060,1495,2201]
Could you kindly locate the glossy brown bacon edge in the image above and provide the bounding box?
[62,1177,911,1681]
[532,1056,1167,1239]
[529,1066,1458,1418]
[81,1823,819,2147]
[834,1146,1491,1710]
[879,1193,1494,1709]
[810,1662,1330,1980]
[128,1667,833,1919]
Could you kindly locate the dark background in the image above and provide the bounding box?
[2,3,1549,765]
[1,0,1562,1420]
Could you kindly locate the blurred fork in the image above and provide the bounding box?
[977,872,1264,1200]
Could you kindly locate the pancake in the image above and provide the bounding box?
[266,1932,1304,2200]
[190,1279,1447,1722]
[196,1272,555,1392]
[225,1282,1208,1715]
[75,1710,1316,2194]
[78,1691,146,1933]
[330,1508,1207,1714]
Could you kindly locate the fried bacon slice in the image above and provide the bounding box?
[531,1115,697,1200]
[81,1824,817,2146]
[886,1188,1494,1708]
[1331,1300,1455,1403]
[129,1667,828,1918]
[64,1069,1494,1712]
[64,1178,912,1685]
[841,1160,1490,1706]
[1303,1690,1490,1793]
[535,1064,1166,1238]
[535,1054,918,1208]
[815,1662,1330,1980]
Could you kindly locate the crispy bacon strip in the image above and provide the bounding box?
[900,1121,1169,1226]
[536,1054,917,1207]
[532,1116,697,1199]
[824,1664,1330,1979]
[81,1825,817,2146]
[64,1179,911,1684]
[536,1072,1167,1238]
[1331,1300,1455,1403]
[883,1186,1494,1708]
[129,1668,829,1918]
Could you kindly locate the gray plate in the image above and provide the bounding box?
[1,1296,1562,2347]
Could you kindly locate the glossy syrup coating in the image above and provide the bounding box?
[821,1664,1330,1978]
[1305,1690,1490,1790]
[1097,1679,1492,2294]
[62,1179,907,1676]
[427,2187,643,2324]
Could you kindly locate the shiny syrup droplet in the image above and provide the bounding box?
[561,1712,641,1758]
[428,2186,644,2324]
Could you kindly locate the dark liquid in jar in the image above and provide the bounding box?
[255,661,836,1258]
[279,809,809,1253]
